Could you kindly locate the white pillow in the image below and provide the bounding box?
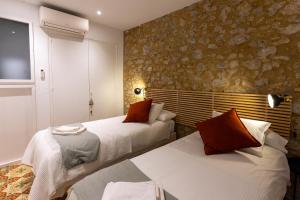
[212,111,271,157]
[157,110,176,122]
[265,129,288,154]
[148,103,165,124]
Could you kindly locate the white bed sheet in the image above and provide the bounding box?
[132,132,290,200]
[22,116,174,200]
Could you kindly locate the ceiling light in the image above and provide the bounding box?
[97,10,102,15]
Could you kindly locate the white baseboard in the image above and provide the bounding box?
[0,159,21,168]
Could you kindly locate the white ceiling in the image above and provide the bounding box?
[20,0,200,30]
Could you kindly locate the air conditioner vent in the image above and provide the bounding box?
[40,6,89,39]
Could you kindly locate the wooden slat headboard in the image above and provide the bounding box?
[146,89,292,139]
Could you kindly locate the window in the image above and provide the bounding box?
[0,17,33,84]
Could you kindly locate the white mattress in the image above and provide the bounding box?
[131,132,290,200]
[22,116,174,200]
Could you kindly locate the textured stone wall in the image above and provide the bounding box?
[124,0,300,137]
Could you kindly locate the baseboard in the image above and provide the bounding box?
[0,159,21,168]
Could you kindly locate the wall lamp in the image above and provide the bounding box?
[134,88,144,95]
[267,94,292,108]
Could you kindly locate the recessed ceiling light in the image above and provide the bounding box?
[97,10,102,15]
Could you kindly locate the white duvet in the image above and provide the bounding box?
[22,116,173,200]
[132,132,290,200]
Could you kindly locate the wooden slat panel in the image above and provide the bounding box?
[178,90,213,129]
[146,89,292,139]
[146,89,179,114]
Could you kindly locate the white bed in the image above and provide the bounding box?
[68,132,290,200]
[132,132,290,200]
[22,115,175,200]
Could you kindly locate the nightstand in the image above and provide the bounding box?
[288,157,300,200]
[287,140,300,200]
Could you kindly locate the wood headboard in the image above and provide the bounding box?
[146,89,293,139]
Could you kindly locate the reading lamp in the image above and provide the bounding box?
[134,88,143,95]
[267,94,292,108]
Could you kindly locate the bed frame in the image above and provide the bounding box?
[146,89,293,139]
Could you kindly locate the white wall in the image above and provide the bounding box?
[0,0,124,165]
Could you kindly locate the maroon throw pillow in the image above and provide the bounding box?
[196,109,261,155]
[123,99,153,123]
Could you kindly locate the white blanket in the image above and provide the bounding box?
[132,132,290,200]
[22,116,173,200]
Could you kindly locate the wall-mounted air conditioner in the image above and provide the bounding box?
[40,6,89,39]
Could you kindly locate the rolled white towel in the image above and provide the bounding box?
[102,181,164,200]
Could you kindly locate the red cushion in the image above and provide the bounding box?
[196,109,261,155]
[123,99,153,123]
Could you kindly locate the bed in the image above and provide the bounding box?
[67,132,290,200]
[22,115,176,200]
[66,89,293,200]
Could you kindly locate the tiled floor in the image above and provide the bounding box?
[0,164,33,200]
[0,164,68,200]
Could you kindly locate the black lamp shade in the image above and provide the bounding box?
[268,94,284,108]
[134,88,142,95]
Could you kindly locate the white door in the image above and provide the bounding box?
[89,40,118,120]
[50,38,90,126]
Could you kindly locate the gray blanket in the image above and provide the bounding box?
[52,126,100,169]
[72,160,177,200]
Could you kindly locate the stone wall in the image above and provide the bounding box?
[124,0,300,138]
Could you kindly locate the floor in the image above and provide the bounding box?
[0,164,69,200]
[0,164,33,200]
[0,164,297,200]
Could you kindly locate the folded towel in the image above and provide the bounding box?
[55,125,81,132]
[52,127,86,135]
[102,181,164,200]
[156,185,165,200]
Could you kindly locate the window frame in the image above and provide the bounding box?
[0,16,35,85]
